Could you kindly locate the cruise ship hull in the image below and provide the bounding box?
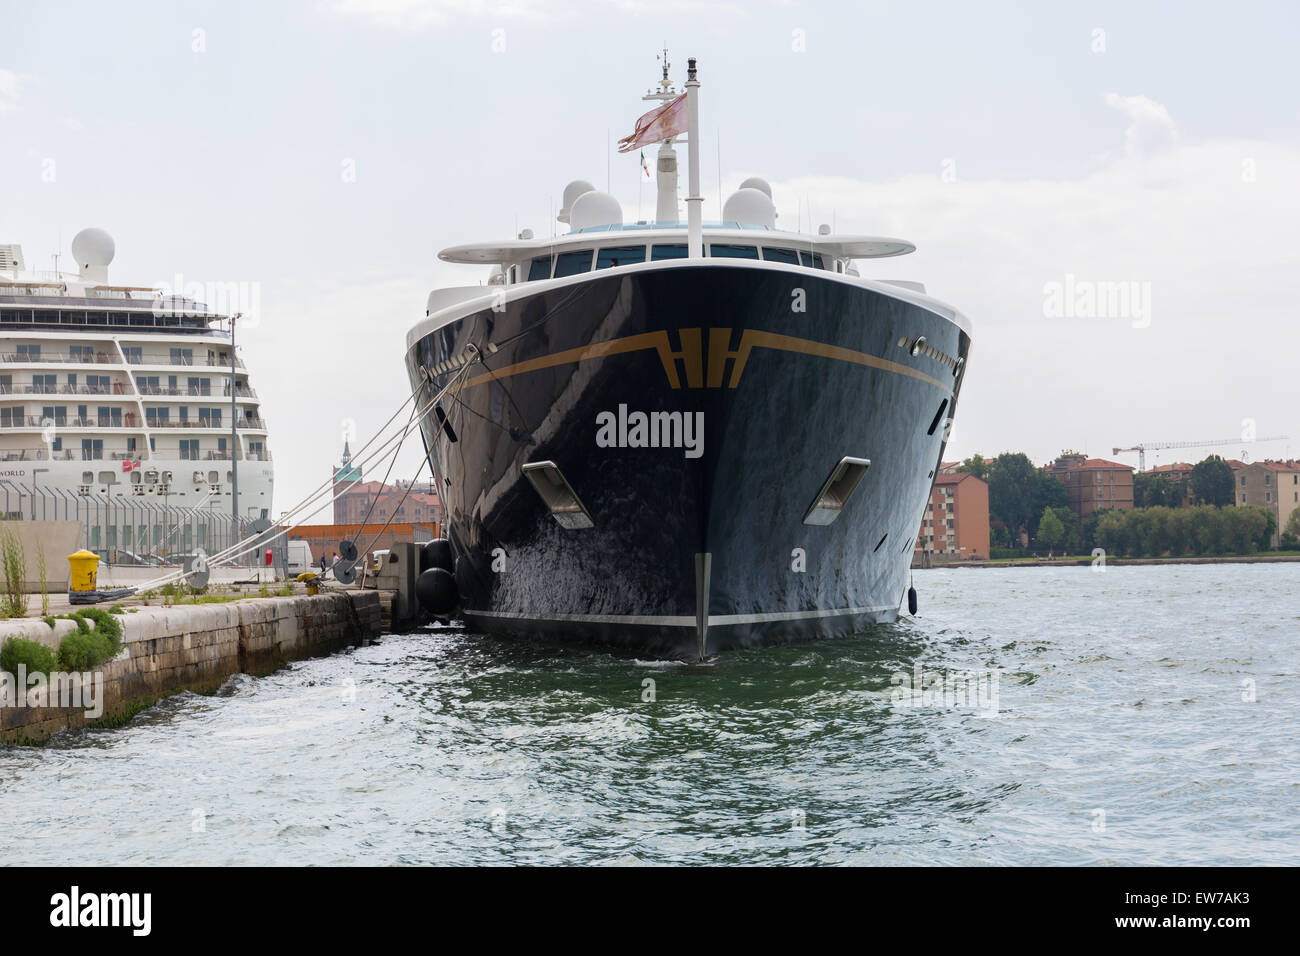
[406,263,969,657]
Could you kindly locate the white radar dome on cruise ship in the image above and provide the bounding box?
[568,190,623,231]
[722,188,777,229]
[71,227,115,283]
[557,179,597,224]
[737,176,773,199]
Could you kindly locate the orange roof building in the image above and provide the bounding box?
[915,471,990,559]
[1049,452,1134,517]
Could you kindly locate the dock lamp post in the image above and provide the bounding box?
[230,312,241,542]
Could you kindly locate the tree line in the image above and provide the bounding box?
[957,452,1285,556]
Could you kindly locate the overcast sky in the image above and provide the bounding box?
[3,0,1298,516]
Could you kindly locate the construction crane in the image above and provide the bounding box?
[1113,436,1290,472]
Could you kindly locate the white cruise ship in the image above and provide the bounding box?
[0,229,273,561]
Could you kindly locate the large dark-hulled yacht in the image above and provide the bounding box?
[405,58,972,658]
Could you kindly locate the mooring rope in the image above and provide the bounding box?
[130,346,481,592]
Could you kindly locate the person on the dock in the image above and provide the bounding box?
[330,552,339,579]
[320,555,327,575]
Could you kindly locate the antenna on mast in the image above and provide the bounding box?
[640,48,681,224]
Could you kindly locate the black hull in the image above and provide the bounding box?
[406,264,969,658]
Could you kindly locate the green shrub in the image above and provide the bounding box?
[58,629,115,671]
[1,636,59,677]
[69,608,123,656]
[109,604,125,615]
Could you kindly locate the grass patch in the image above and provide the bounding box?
[0,527,26,619]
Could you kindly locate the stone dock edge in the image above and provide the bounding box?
[1,591,383,745]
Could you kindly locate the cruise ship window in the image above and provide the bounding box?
[761,247,800,265]
[798,251,826,270]
[595,246,647,269]
[553,250,593,278]
[527,256,553,281]
[708,244,759,259]
[651,244,688,260]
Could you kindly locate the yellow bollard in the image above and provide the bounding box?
[68,549,100,594]
[295,571,319,596]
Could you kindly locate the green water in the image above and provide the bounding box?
[2,563,1296,864]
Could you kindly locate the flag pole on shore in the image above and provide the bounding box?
[685,57,703,258]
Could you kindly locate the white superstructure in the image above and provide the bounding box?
[0,229,273,557]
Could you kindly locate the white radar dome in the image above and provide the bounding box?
[72,227,115,266]
[557,179,597,224]
[568,190,623,231]
[737,176,773,199]
[722,188,777,229]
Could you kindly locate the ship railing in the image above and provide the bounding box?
[0,352,117,364]
[0,448,71,461]
[123,355,246,369]
[7,384,124,395]
[143,419,224,429]
[136,385,219,396]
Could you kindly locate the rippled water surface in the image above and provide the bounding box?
[3,563,1297,865]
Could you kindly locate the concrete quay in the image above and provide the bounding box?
[1,589,382,744]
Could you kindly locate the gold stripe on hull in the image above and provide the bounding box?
[450,328,953,395]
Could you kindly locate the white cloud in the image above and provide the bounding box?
[330,0,744,28]
[1105,92,1178,158]
[0,68,22,114]
[329,0,552,28]
[758,98,1300,467]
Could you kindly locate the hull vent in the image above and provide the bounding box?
[803,456,871,526]
[523,461,594,530]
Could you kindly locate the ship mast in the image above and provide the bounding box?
[685,57,702,258]
[642,49,680,225]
